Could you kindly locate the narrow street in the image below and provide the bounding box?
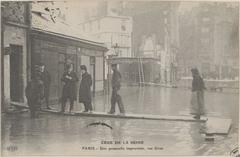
[2,86,238,156]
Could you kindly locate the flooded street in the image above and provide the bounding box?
[2,86,239,156]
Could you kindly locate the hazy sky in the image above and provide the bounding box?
[178,2,199,14]
[65,1,201,22]
[65,0,98,24]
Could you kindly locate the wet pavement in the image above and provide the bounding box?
[2,86,239,156]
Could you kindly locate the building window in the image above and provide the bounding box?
[98,20,100,30]
[164,18,168,24]
[201,27,209,33]
[121,25,126,31]
[203,7,209,12]
[201,38,210,44]
[89,22,92,32]
[83,24,85,31]
[90,56,95,65]
[202,17,210,22]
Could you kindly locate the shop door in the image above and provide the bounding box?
[10,45,23,102]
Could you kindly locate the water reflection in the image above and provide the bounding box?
[2,86,238,156]
[110,119,126,141]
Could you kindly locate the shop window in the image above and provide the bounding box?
[90,56,95,65]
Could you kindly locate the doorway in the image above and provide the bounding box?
[10,45,23,102]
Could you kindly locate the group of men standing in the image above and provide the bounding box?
[60,64,93,113]
[25,63,125,118]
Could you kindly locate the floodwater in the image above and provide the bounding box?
[2,86,239,156]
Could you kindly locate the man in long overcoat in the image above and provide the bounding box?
[79,65,93,112]
[61,63,79,113]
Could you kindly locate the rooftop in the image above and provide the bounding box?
[31,10,107,48]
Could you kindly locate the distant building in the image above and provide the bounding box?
[121,1,180,84]
[78,2,132,83]
[179,2,238,79]
[79,1,180,84]
[78,15,132,57]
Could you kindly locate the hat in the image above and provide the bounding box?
[80,65,87,71]
[191,68,199,75]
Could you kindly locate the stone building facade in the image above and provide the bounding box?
[1,2,31,111]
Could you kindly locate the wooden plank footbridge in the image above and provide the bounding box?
[10,101,232,137]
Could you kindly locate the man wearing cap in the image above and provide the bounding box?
[108,64,125,115]
[79,65,93,113]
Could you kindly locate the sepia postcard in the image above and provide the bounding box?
[0,0,239,156]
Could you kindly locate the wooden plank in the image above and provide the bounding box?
[179,110,222,117]
[205,117,232,135]
[42,109,207,122]
[11,102,207,122]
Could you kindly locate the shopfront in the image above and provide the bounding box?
[31,29,107,104]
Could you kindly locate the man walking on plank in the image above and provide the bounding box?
[108,64,125,115]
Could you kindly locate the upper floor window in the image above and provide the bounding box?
[202,17,210,22]
[201,27,209,33]
[82,24,85,31]
[201,38,210,46]
[98,20,100,30]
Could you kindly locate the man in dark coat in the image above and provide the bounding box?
[61,63,79,113]
[38,63,51,109]
[25,71,44,118]
[79,65,93,112]
[190,68,206,119]
[108,64,125,115]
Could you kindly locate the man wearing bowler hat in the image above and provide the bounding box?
[79,65,93,113]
